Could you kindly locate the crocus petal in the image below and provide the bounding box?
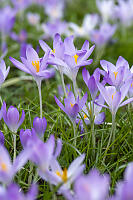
[9,57,30,74]
[97,82,111,107]
[82,67,90,86]
[70,104,79,119]
[94,112,105,125]
[26,47,39,63]
[100,60,116,71]
[17,110,25,129]
[54,96,66,113]
[39,40,51,52]
[54,139,62,158]
[119,97,133,107]
[64,35,75,55]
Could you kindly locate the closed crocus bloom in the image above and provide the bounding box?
[0,131,4,145]
[33,117,47,139]
[55,91,88,123]
[2,102,25,133]
[73,169,110,200]
[0,183,38,200]
[20,128,37,148]
[0,60,10,87]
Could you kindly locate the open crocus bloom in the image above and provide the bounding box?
[0,60,10,87]
[100,56,132,90]
[9,47,54,84]
[0,145,31,184]
[55,91,88,122]
[0,183,38,200]
[96,81,133,116]
[2,102,25,133]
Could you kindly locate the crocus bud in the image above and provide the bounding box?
[20,128,36,148]
[33,117,47,139]
[2,102,25,133]
[0,131,4,145]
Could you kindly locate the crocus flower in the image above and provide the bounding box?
[11,0,31,12]
[0,145,31,184]
[96,80,133,116]
[0,183,38,200]
[70,169,110,200]
[27,12,40,26]
[58,84,71,99]
[69,14,99,38]
[42,154,85,194]
[114,0,133,27]
[113,162,133,200]
[96,0,115,22]
[90,23,116,47]
[2,102,25,133]
[82,67,100,101]
[0,131,4,145]
[100,56,132,90]
[20,128,37,148]
[55,91,88,123]
[33,116,47,139]
[0,60,10,87]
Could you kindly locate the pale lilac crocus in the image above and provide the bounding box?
[27,12,40,26]
[33,116,47,139]
[90,23,116,47]
[0,183,38,200]
[65,169,110,200]
[100,56,132,90]
[10,47,54,118]
[0,60,10,87]
[113,162,133,200]
[0,145,31,184]
[0,131,4,145]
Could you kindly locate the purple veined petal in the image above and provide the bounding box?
[54,41,65,60]
[81,40,90,50]
[0,131,4,145]
[50,158,62,174]
[54,96,66,113]
[93,67,100,82]
[79,92,88,110]
[68,154,85,178]
[116,56,129,69]
[6,106,20,132]
[0,69,4,85]
[9,57,30,74]
[88,76,98,100]
[37,70,52,78]
[77,59,93,68]
[69,104,79,119]
[64,54,75,68]
[53,33,62,49]
[97,82,111,107]
[111,91,121,115]
[26,184,38,200]
[100,60,116,71]
[119,97,133,108]
[40,51,49,70]
[64,35,75,55]
[20,56,36,75]
[39,40,51,52]
[54,139,62,158]
[2,101,8,125]
[26,47,39,64]
[82,45,95,60]
[4,66,10,80]
[120,80,132,103]
[124,162,133,181]
[94,112,105,125]
[82,67,90,86]
[16,110,25,129]
[94,101,108,109]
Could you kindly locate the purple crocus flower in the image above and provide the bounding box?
[0,145,31,184]
[90,23,116,47]
[0,6,16,35]
[11,0,31,12]
[27,12,40,26]
[2,101,25,133]
[55,91,88,122]
[100,56,132,90]
[113,162,133,200]
[9,47,54,85]
[42,20,68,39]
[82,67,100,101]
[0,131,4,145]
[33,116,47,139]
[58,84,71,99]
[0,60,10,87]
[20,128,37,148]
[0,183,38,200]
[96,80,133,116]
[72,169,110,200]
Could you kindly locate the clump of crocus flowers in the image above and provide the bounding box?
[0,33,133,200]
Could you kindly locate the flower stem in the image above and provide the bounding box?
[60,70,67,98]
[37,80,42,118]
[73,78,78,98]
[28,162,33,185]
[13,134,16,162]
[73,121,77,146]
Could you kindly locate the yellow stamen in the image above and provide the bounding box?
[73,54,79,64]
[52,49,55,53]
[1,163,7,172]
[56,168,68,182]
[112,92,116,100]
[113,72,118,80]
[32,61,40,72]
[70,102,74,107]
[131,82,133,87]
[84,114,87,119]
